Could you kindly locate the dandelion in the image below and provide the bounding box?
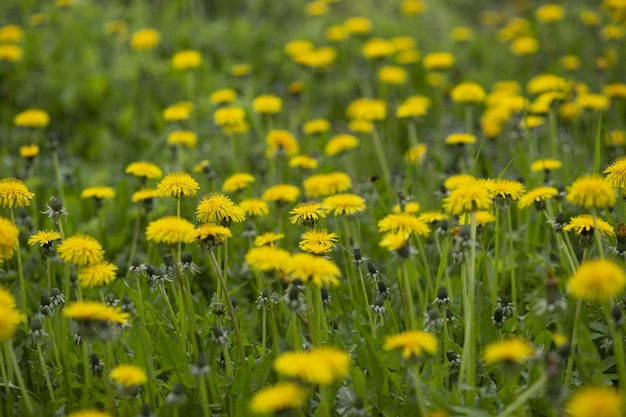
[443,179,491,214]
[284,39,314,57]
[167,130,197,148]
[250,382,306,414]
[566,386,623,417]
[28,230,62,247]
[0,178,34,207]
[451,26,474,42]
[80,186,115,200]
[145,217,197,245]
[303,119,331,135]
[378,65,408,85]
[274,346,350,385]
[397,96,431,119]
[163,102,193,122]
[450,82,486,104]
[239,198,269,217]
[405,144,428,163]
[14,109,50,128]
[423,52,455,70]
[325,134,359,156]
[510,36,539,56]
[156,172,199,199]
[346,98,386,121]
[401,0,427,15]
[262,184,301,204]
[445,133,476,145]
[172,50,202,70]
[323,193,366,216]
[459,211,495,226]
[568,259,626,304]
[326,25,347,42]
[266,130,299,157]
[0,301,25,343]
[303,172,352,197]
[380,231,410,252]
[443,174,475,190]
[67,410,112,417]
[518,186,558,209]
[131,188,157,203]
[362,38,395,59]
[0,24,23,42]
[482,337,534,365]
[289,202,327,225]
[383,330,437,359]
[286,253,341,287]
[214,106,246,127]
[230,63,251,77]
[125,161,163,180]
[196,192,246,224]
[110,364,148,387]
[418,211,449,224]
[289,155,318,170]
[344,16,371,34]
[530,159,562,172]
[245,246,291,273]
[535,4,565,23]
[222,173,255,193]
[348,120,373,133]
[0,44,22,61]
[566,174,615,209]
[299,228,338,254]
[604,157,626,188]
[563,215,614,236]
[253,94,282,114]
[378,213,430,237]
[57,234,104,266]
[63,301,129,324]
[78,261,119,288]
[210,88,237,105]
[486,178,526,204]
[196,223,231,247]
[19,144,39,160]
[254,232,284,247]
[130,28,160,50]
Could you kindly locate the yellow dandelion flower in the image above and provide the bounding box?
[254,232,284,247]
[57,234,104,266]
[230,63,251,77]
[239,198,269,217]
[344,16,371,35]
[459,211,496,226]
[303,119,331,135]
[209,88,237,105]
[378,65,408,85]
[451,26,474,42]
[172,50,201,70]
[0,44,22,62]
[125,161,163,179]
[110,364,147,387]
[63,301,129,324]
[392,202,420,214]
[323,193,366,216]
[286,253,341,287]
[284,39,314,57]
[145,217,197,245]
[0,287,16,308]
[305,1,327,16]
[510,36,539,56]
[167,130,197,148]
[0,218,19,260]
[0,304,25,343]
[483,337,534,365]
[274,347,350,385]
[130,28,160,50]
[383,330,437,359]
[28,230,62,247]
[266,130,299,157]
[423,52,455,70]
[19,144,39,159]
[445,133,476,145]
[604,157,626,188]
[196,223,232,246]
[78,261,118,288]
[67,410,112,417]
[566,386,623,417]
[535,4,565,23]
[450,82,486,104]
[561,55,581,71]
[401,0,427,15]
[604,83,626,98]
[519,115,545,129]
[378,213,430,237]
[563,214,614,236]
[14,109,50,128]
[326,25,347,42]
[156,172,199,199]
[396,49,420,64]
[325,134,359,156]
[163,102,193,122]
[80,186,115,200]
[443,179,491,214]
[348,119,373,134]
[245,246,291,272]
[379,231,410,252]
[530,159,562,172]
[289,155,318,170]
[253,94,282,114]
[289,202,327,225]
[518,186,558,209]
[263,184,301,204]
[527,74,568,95]
[0,178,34,208]
[250,382,306,414]
[485,178,526,201]
[566,174,615,209]
[580,11,601,26]
[303,172,352,198]
[443,174,475,190]
[0,24,23,43]
[214,106,246,127]
[299,228,338,255]
[196,192,246,224]
[418,211,449,224]
[405,144,428,164]
[131,188,157,203]
[222,173,255,193]
[397,96,431,119]
[346,98,386,121]
[605,130,626,146]
[568,259,626,304]
[362,38,395,59]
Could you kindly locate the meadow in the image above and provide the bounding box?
[1,0,626,416]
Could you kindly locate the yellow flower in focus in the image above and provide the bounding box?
[0,25,23,43]
[253,232,284,247]
[303,118,330,135]
[245,246,290,273]
[163,102,193,122]
[443,174,475,190]
[274,347,350,384]
[384,330,437,359]
[443,179,491,214]
[28,230,62,247]
[289,202,327,225]
[250,382,306,414]
[344,17,371,35]
[80,186,115,200]
[566,174,615,209]
[568,258,626,303]
[303,172,352,197]
[535,4,565,23]
[423,52,455,70]
[378,65,408,85]
[125,161,163,180]
[362,38,395,59]
[253,94,282,114]
[57,234,104,266]
[263,184,301,204]
[405,144,428,163]
[172,50,202,70]
[323,193,366,216]
[483,338,534,365]
[239,198,269,217]
[110,364,147,387]
[222,173,255,193]
[196,223,231,246]
[604,157,626,187]
[325,134,359,156]
[445,133,476,145]
[563,214,614,236]
[285,253,341,287]
[0,178,34,208]
[266,130,299,157]
[510,36,539,56]
[299,228,338,254]
[130,28,160,50]
[167,130,197,148]
[14,109,50,128]
[196,192,246,224]
[518,186,558,209]
[485,178,526,201]
[77,261,118,288]
[566,386,623,417]
[379,231,410,252]
[146,217,197,245]
[401,0,427,15]
[0,44,22,62]
[156,172,199,199]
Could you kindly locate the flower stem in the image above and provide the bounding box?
[564,299,582,387]
[9,208,28,323]
[371,124,392,192]
[604,303,626,392]
[410,364,429,417]
[495,374,547,417]
[36,341,55,402]
[460,210,477,406]
[5,341,35,414]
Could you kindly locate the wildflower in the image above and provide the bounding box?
[172,50,201,70]
[486,178,526,205]
[323,193,366,216]
[576,94,609,111]
[450,82,486,104]
[209,88,237,105]
[510,36,539,56]
[418,211,449,224]
[289,155,318,170]
[379,231,410,253]
[580,11,600,26]
[14,109,50,128]
[57,234,104,266]
[230,63,250,77]
[378,65,408,85]
[263,184,301,204]
[240,198,269,217]
[401,0,427,15]
[445,133,476,145]
[605,130,626,147]
[254,232,284,247]
[67,410,112,417]
[196,223,231,248]
[348,120,373,133]
[383,330,437,359]
[396,49,421,64]
[146,217,197,245]
[196,192,245,224]
[110,364,148,387]
[156,172,199,199]
[28,230,62,247]
[80,186,115,200]
[443,179,491,214]
[518,186,558,209]
[214,106,246,127]
[289,202,327,225]
[0,303,25,343]
[0,44,22,61]
[299,229,338,254]
[566,386,623,417]
[346,98,386,121]
[397,96,431,119]
[604,157,626,188]
[362,38,395,59]
[63,301,129,324]
[563,215,614,236]
[566,174,615,209]
[222,173,255,193]
[286,253,341,287]
[482,337,534,365]
[326,25,347,42]
[253,94,282,114]
[458,211,495,226]
[284,39,314,57]
[568,259,626,304]
[266,130,299,157]
[535,4,565,23]
[274,346,350,385]
[604,83,626,98]
[245,246,291,273]
[561,55,581,71]
[451,26,474,42]
[163,102,193,122]
[325,134,359,156]
[131,189,157,203]
[344,16,371,35]
[0,24,23,42]
[531,159,562,172]
[0,178,34,207]
[250,382,306,414]
[303,119,330,135]
[405,144,428,164]
[19,144,39,160]
[167,130,197,148]
[125,161,163,180]
[303,172,352,197]
[130,28,160,50]
[378,213,430,237]
[78,261,119,288]
[423,52,455,70]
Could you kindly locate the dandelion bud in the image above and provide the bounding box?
[612,304,623,326]
[90,353,104,377]
[166,383,187,406]
[181,252,193,264]
[50,287,64,306]
[353,247,362,263]
[40,293,53,316]
[370,293,386,315]
[367,261,380,280]
[48,196,63,212]
[321,287,331,308]
[435,285,449,305]
[552,212,566,233]
[492,307,505,328]
[377,280,389,297]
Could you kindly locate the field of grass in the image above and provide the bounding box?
[1,0,626,416]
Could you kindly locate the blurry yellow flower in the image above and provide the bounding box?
[63,301,128,325]
[239,198,269,217]
[418,211,449,224]
[531,159,562,172]
[392,202,420,214]
[250,382,306,414]
[362,38,395,59]
[249,246,294,271]
[172,50,202,70]
[535,4,565,23]
[576,93,609,111]
[284,39,314,57]
[263,184,301,203]
[167,130,197,148]
[400,0,427,16]
[451,26,474,42]
[78,261,118,288]
[497,17,529,41]
[378,212,430,237]
[299,228,338,254]
[125,161,163,180]
[104,20,127,39]
[579,11,601,26]
[14,109,49,128]
[67,410,112,417]
[604,83,626,98]
[510,36,539,55]
[196,192,245,224]
[146,216,197,245]
[0,303,26,343]
[294,47,336,69]
[405,143,427,164]
[57,234,104,266]
[222,173,255,193]
[344,17,371,35]
[210,88,237,105]
[563,214,614,236]
[323,193,366,216]
[527,74,568,95]
[561,55,581,71]
[214,106,246,127]
[445,133,476,145]
[518,186,558,209]
[605,130,626,146]
[156,172,199,199]
[459,210,495,226]
[443,174,475,190]
[0,25,23,43]
[0,217,19,259]
[443,179,491,214]
[346,98,386,121]
[193,160,210,173]
[0,44,22,61]
[303,118,330,134]
[285,253,341,287]
[390,36,415,51]
[0,178,34,207]
[396,49,421,65]
[559,102,581,120]
[289,155,318,170]
[451,82,486,104]
[81,187,115,200]
[566,174,615,209]
[483,338,534,365]
[131,188,157,203]
[348,119,373,133]
[274,347,350,384]
[601,25,624,41]
[130,28,160,50]
[378,65,408,85]
[163,102,193,122]
[568,258,626,303]
[379,231,410,252]
[110,364,147,387]
[384,330,437,359]
[266,129,299,157]
[29,14,45,27]
[423,52,455,70]
[288,81,304,95]
[398,96,431,119]
[305,1,328,16]
[519,115,545,129]
[230,63,251,77]
[253,232,284,247]
[326,25,348,42]
[253,94,282,114]
[566,386,623,417]
[303,172,352,197]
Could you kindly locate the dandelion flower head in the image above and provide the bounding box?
[443,179,491,214]
[384,330,437,359]
[196,192,246,224]
[156,172,199,199]
[125,161,163,179]
[568,259,626,304]
[566,174,615,209]
[57,234,104,266]
[299,228,338,255]
[482,337,534,365]
[78,261,119,288]
[0,177,34,208]
[249,382,306,414]
[145,217,197,245]
[285,253,341,287]
[566,386,623,417]
[110,364,148,387]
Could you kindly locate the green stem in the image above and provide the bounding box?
[410,365,429,417]
[604,303,626,392]
[564,300,582,387]
[371,124,392,192]
[5,342,34,414]
[128,203,142,270]
[159,285,182,340]
[495,374,547,417]
[81,341,92,407]
[506,207,517,310]
[493,209,500,311]
[460,211,477,406]
[9,209,27,323]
